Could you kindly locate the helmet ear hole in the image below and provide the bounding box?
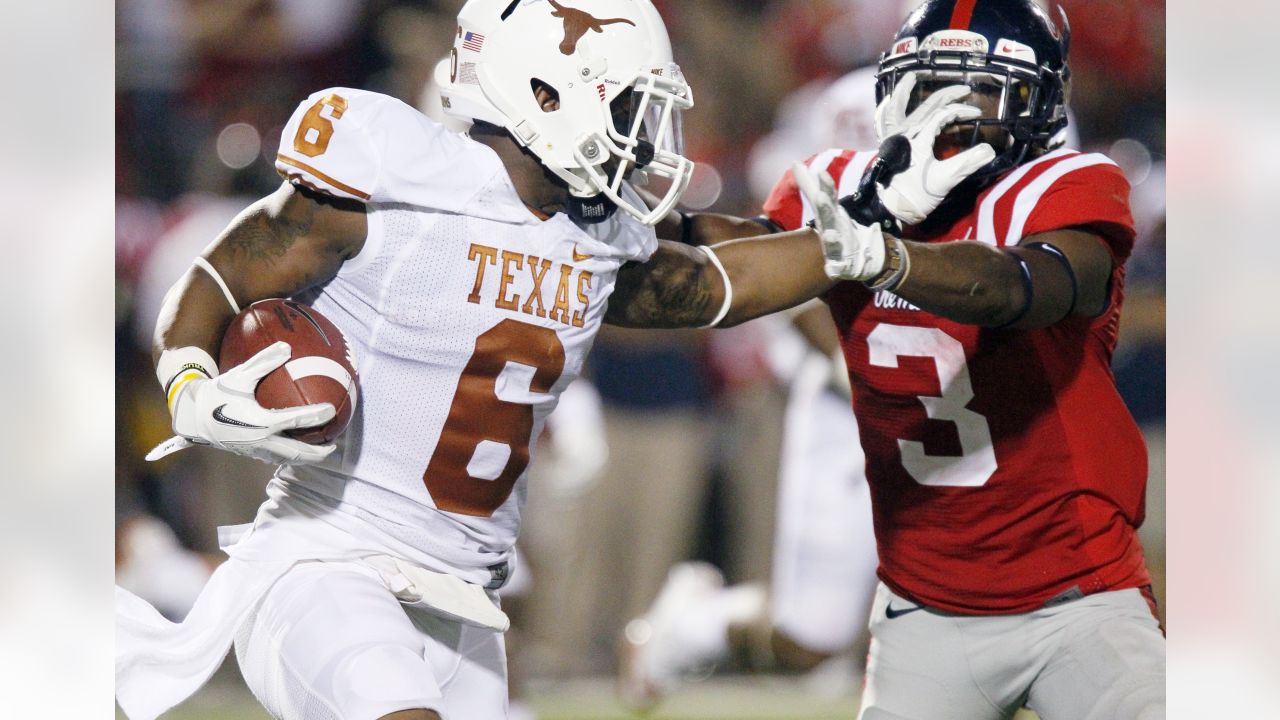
[530,79,561,113]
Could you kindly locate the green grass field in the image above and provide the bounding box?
[122,671,1042,719]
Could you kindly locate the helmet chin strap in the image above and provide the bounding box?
[566,193,618,224]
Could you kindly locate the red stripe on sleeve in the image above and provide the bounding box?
[823,150,857,193]
[949,0,978,29]
[762,155,818,232]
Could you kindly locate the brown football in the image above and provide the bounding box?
[219,299,358,444]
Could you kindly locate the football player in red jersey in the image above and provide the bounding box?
[628,1,1165,718]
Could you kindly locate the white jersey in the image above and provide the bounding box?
[269,87,657,585]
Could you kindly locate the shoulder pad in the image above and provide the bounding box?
[275,88,498,207]
[275,88,383,201]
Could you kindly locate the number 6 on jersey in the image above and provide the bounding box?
[423,319,566,516]
[293,93,348,158]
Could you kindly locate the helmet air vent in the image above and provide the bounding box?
[530,79,561,113]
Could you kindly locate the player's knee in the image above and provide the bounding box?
[770,628,834,673]
[331,644,443,720]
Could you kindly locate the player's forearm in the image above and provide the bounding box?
[889,238,1027,327]
[715,229,835,327]
[606,230,832,329]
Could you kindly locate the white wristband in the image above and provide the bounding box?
[156,346,219,413]
[697,245,733,329]
[193,257,241,313]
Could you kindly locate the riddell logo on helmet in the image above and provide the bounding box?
[548,0,635,56]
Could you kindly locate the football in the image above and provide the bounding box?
[219,299,358,444]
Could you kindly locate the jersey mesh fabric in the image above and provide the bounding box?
[268,89,655,584]
[765,149,1151,614]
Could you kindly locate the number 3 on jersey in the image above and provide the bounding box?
[867,324,997,487]
[423,320,565,516]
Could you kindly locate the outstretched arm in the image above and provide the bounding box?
[605,229,834,329]
[888,227,1115,328]
[793,161,1116,330]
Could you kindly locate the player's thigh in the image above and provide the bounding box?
[858,584,1013,720]
[407,606,508,718]
[1025,588,1165,720]
[235,561,445,720]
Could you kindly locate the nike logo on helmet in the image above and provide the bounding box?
[212,404,268,429]
[885,601,924,619]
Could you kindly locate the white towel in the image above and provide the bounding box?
[115,555,294,720]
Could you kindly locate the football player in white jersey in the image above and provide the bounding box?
[114,2,871,719]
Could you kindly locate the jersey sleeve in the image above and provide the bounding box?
[761,149,878,232]
[761,161,808,232]
[275,88,382,201]
[1019,158,1136,262]
[276,88,495,209]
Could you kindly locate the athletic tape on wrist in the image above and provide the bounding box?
[867,235,911,292]
[697,245,733,329]
[192,257,241,314]
[156,346,219,413]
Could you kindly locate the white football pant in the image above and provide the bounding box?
[235,559,508,720]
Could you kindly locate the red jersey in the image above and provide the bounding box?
[764,148,1151,614]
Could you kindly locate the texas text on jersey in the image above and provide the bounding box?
[764,147,1151,615]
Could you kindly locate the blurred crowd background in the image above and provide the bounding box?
[113,0,1165,712]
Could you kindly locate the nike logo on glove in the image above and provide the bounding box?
[212,404,268,429]
[885,601,924,619]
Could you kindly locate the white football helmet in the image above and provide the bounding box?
[437,0,694,225]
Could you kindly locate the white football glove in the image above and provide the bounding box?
[146,341,337,465]
[792,162,886,282]
[874,74,997,225]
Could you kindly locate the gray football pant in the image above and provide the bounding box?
[859,582,1165,720]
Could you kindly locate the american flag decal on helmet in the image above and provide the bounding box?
[462,31,485,52]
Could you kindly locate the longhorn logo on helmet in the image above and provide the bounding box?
[548,0,635,55]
